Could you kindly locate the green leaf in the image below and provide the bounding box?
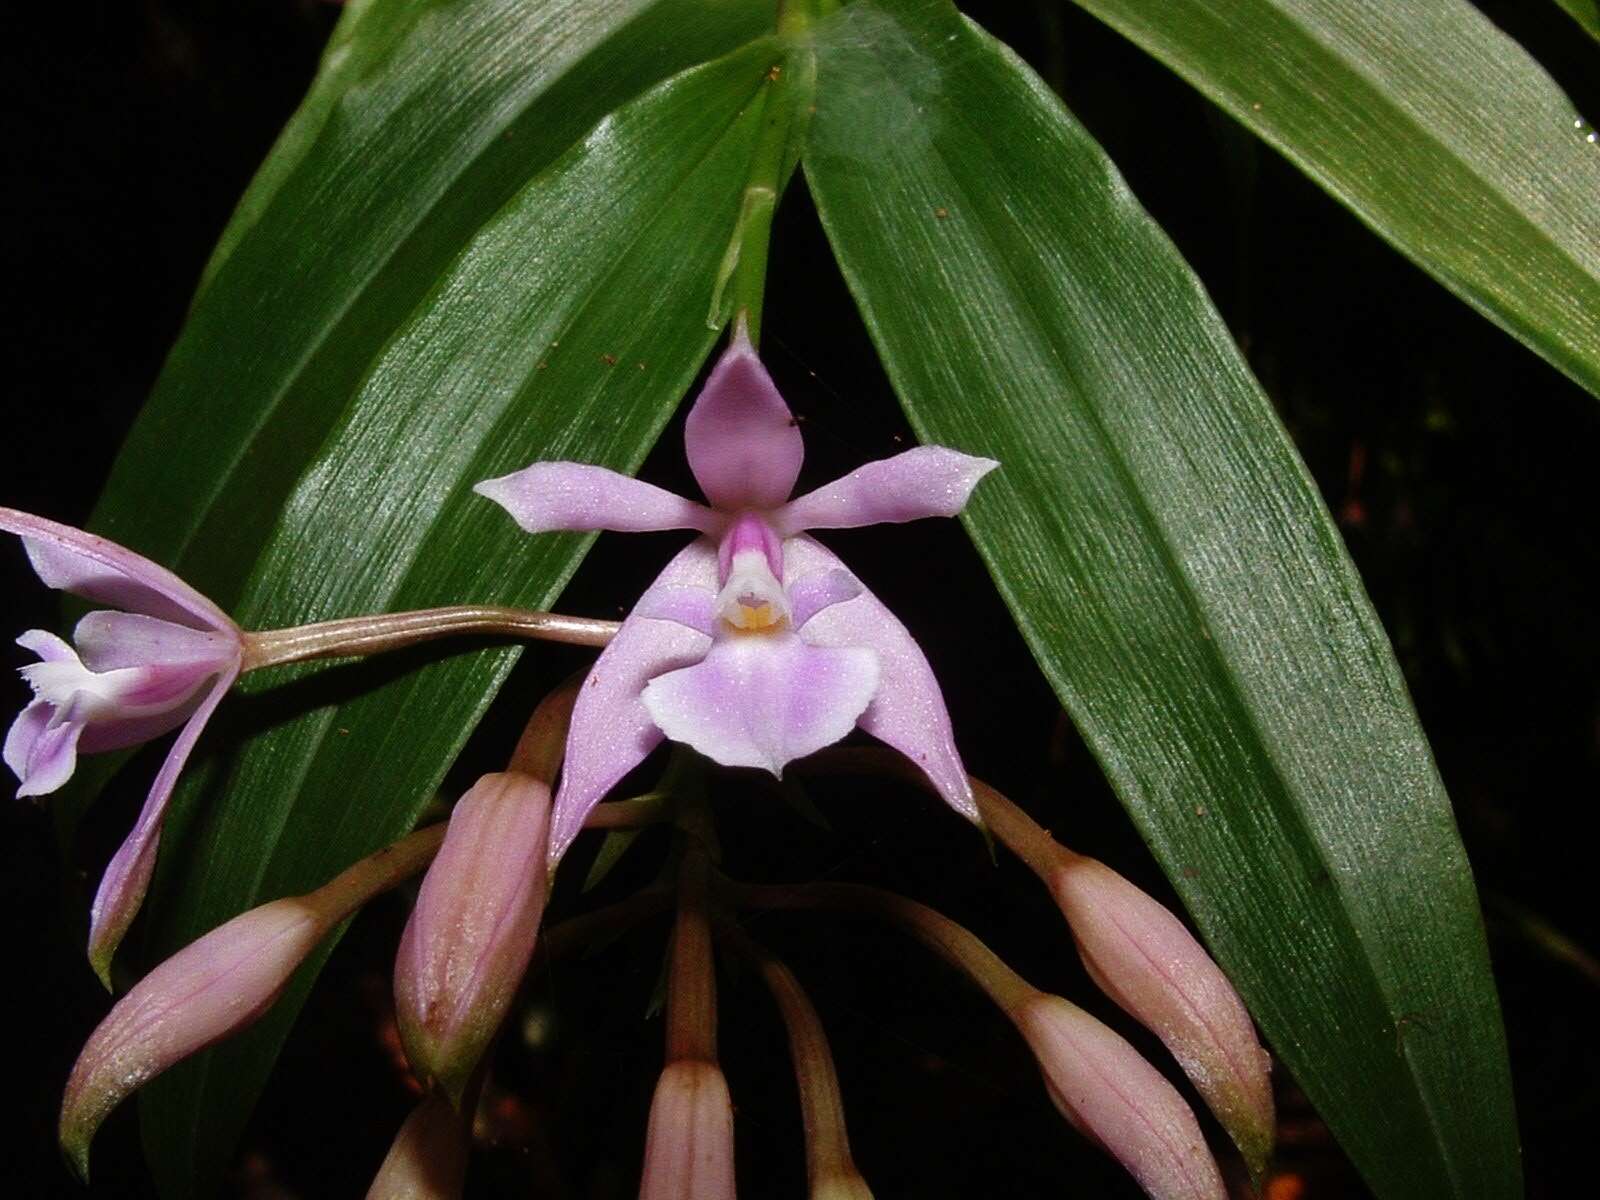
[1055,0,1600,398]
[1552,0,1600,42]
[79,1,787,1191]
[804,3,1518,1197]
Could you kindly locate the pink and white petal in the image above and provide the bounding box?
[786,569,863,630]
[641,634,879,776]
[5,699,54,781]
[87,669,237,984]
[632,586,719,637]
[775,447,999,535]
[17,628,78,663]
[7,700,84,796]
[547,541,719,866]
[783,536,978,824]
[79,691,207,755]
[684,324,803,511]
[74,611,241,673]
[0,507,233,631]
[472,463,716,534]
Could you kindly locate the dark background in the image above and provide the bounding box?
[3,1,1596,1197]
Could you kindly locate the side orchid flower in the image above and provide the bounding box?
[475,322,997,862]
[1,508,243,982]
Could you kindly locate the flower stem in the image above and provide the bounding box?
[729,880,1036,1012]
[307,823,447,923]
[506,676,581,779]
[724,927,867,1194]
[240,605,619,670]
[584,792,672,829]
[666,844,719,1063]
[721,2,816,346]
[799,747,1069,878]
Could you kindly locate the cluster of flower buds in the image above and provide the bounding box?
[13,325,1273,1198]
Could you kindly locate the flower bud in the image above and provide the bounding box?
[1012,992,1226,1200]
[812,1170,874,1200]
[59,825,443,1179]
[1049,853,1274,1178]
[61,897,330,1179]
[365,1091,469,1200]
[394,771,551,1104]
[639,1059,737,1200]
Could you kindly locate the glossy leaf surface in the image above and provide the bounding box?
[805,2,1519,1197]
[1063,0,1600,399]
[1553,0,1600,42]
[81,1,782,1191]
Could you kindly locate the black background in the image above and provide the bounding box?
[3,2,1597,1197]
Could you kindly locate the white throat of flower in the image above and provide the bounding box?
[714,549,790,633]
[22,655,174,721]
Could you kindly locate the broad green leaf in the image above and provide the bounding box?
[1553,0,1600,42]
[1056,0,1600,399]
[805,3,1518,1198]
[80,2,790,1192]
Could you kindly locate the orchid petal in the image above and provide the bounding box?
[775,447,998,535]
[642,634,878,777]
[7,699,84,798]
[88,668,238,985]
[782,536,977,823]
[684,325,802,510]
[548,540,718,864]
[473,463,716,534]
[0,506,234,631]
[787,570,863,631]
[77,693,208,755]
[17,628,77,663]
[634,587,719,638]
[395,772,551,1104]
[74,611,240,673]
[1014,993,1227,1200]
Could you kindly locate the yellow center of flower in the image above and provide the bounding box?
[717,552,789,634]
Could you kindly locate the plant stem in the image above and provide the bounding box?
[730,880,1035,1012]
[308,823,448,922]
[723,927,866,1193]
[724,2,816,346]
[241,605,618,670]
[506,675,581,778]
[666,844,719,1063]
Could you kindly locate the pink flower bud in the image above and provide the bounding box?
[1013,992,1226,1200]
[365,1091,469,1200]
[1049,854,1274,1178]
[60,896,331,1179]
[639,1059,737,1200]
[394,771,551,1103]
[59,826,443,1179]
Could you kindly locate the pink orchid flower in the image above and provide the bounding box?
[1,507,243,979]
[475,324,997,864]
